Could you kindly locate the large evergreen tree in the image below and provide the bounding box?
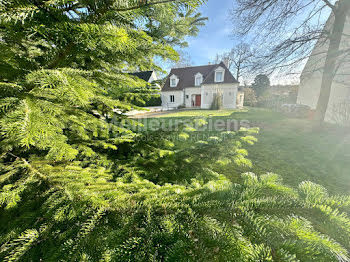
[251,74,270,97]
[0,0,208,260]
[0,0,207,161]
[1,1,350,261]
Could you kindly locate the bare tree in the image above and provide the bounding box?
[231,0,350,127]
[171,50,193,68]
[215,43,254,82]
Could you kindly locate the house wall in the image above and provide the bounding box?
[236,91,245,108]
[297,12,350,123]
[201,84,239,109]
[161,91,184,110]
[297,71,323,109]
[148,71,158,83]
[325,83,350,123]
[184,87,201,107]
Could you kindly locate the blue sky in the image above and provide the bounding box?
[164,0,332,85]
[184,0,236,65]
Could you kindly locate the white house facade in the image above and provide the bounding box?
[297,10,350,124]
[161,62,241,110]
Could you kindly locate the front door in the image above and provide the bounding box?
[195,95,201,107]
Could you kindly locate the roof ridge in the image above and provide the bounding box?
[202,67,216,83]
[131,70,153,73]
[171,64,219,70]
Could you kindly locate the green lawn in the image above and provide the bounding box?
[144,108,350,194]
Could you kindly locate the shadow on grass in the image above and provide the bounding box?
[136,107,350,194]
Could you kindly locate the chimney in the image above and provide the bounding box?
[222,58,230,69]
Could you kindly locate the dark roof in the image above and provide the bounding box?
[162,62,238,91]
[130,71,153,82]
[202,62,239,85]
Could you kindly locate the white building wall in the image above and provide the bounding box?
[297,12,350,123]
[325,83,350,123]
[236,91,245,108]
[297,71,323,109]
[161,91,184,110]
[200,84,239,109]
[148,71,157,83]
[183,87,201,107]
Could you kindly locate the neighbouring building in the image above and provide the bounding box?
[130,71,158,83]
[297,9,350,123]
[161,62,242,110]
[131,70,161,95]
[131,70,162,107]
[236,87,245,108]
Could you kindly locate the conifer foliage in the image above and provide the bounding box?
[2,117,350,261]
[1,0,350,261]
[0,0,206,161]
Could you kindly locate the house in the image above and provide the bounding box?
[297,10,350,123]
[131,70,160,93]
[130,70,162,107]
[130,71,158,83]
[161,62,242,110]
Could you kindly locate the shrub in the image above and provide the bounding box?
[211,92,223,110]
[243,88,257,107]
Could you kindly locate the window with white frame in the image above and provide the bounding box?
[195,73,203,86]
[215,71,224,82]
[171,79,176,86]
[170,95,175,103]
[214,67,225,83]
[170,75,178,87]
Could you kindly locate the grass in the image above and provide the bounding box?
[141,108,350,194]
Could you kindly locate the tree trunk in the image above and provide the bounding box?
[313,1,349,128]
[236,64,241,82]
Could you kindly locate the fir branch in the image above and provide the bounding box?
[115,0,188,12]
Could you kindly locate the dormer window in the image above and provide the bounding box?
[195,76,202,86]
[170,74,178,87]
[215,72,223,82]
[215,67,225,83]
[195,73,203,86]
